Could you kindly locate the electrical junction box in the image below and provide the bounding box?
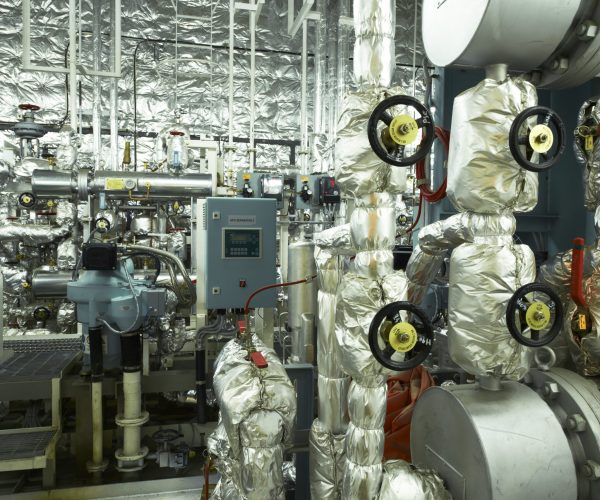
[200,197,277,309]
[236,171,284,207]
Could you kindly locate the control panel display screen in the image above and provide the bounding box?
[223,228,261,258]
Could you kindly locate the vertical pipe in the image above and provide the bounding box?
[228,0,235,170]
[122,370,142,457]
[92,0,102,171]
[91,382,103,466]
[88,326,106,473]
[69,0,78,129]
[22,0,31,68]
[249,0,256,171]
[300,18,309,175]
[195,349,207,424]
[109,0,119,170]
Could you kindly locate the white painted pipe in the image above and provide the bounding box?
[122,370,142,458]
[228,0,235,170]
[300,18,309,175]
[91,381,104,466]
[109,0,119,170]
[249,0,256,171]
[69,0,78,129]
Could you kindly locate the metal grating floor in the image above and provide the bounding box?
[0,351,78,381]
[0,430,54,460]
[4,337,81,353]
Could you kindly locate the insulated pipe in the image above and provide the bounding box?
[195,349,207,424]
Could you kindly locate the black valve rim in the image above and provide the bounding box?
[367,95,435,167]
[18,192,36,208]
[509,106,566,172]
[506,283,564,348]
[368,301,434,371]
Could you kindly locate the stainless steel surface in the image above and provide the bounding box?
[31,270,72,298]
[528,367,600,498]
[31,169,74,197]
[90,171,213,199]
[411,382,577,500]
[422,0,582,70]
[287,240,317,363]
[32,169,213,199]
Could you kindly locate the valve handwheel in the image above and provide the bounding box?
[509,106,565,172]
[18,103,40,111]
[368,301,434,371]
[506,283,564,347]
[368,95,435,167]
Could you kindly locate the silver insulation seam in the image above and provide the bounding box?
[208,335,296,500]
[574,98,600,210]
[309,241,350,500]
[406,77,538,380]
[333,85,410,497]
[0,0,425,170]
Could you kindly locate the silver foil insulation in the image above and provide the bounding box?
[407,77,538,380]
[208,336,296,500]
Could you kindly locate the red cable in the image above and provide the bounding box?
[571,237,587,308]
[244,276,317,316]
[204,456,211,500]
[403,193,423,235]
[416,127,450,203]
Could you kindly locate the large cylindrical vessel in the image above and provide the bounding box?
[410,382,577,500]
[287,240,317,363]
[422,0,600,88]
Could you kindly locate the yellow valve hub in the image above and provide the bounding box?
[20,194,32,205]
[525,301,551,330]
[529,124,554,153]
[388,115,419,146]
[388,322,418,353]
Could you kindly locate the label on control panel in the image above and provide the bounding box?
[228,215,256,226]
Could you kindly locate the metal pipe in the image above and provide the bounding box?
[31,270,72,298]
[92,0,102,171]
[249,0,256,172]
[91,382,104,468]
[31,169,213,199]
[69,0,78,129]
[122,371,142,457]
[300,18,309,175]
[109,0,119,170]
[227,0,235,170]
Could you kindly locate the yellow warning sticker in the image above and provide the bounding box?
[105,178,125,190]
[579,313,587,331]
[586,135,594,151]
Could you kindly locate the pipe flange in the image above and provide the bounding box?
[86,459,109,473]
[115,446,148,472]
[77,168,90,201]
[527,368,600,498]
[115,410,149,428]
